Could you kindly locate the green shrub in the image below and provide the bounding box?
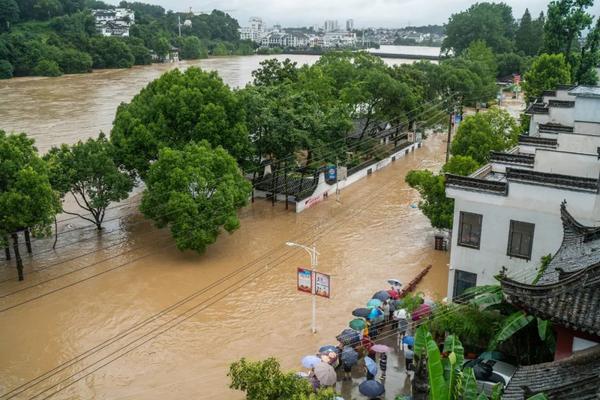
[0,59,13,79]
[33,59,63,76]
[59,48,92,73]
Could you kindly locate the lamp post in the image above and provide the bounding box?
[286,241,319,334]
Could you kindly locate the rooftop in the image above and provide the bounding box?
[568,86,600,98]
[489,151,535,167]
[538,123,574,134]
[518,135,558,148]
[548,100,575,108]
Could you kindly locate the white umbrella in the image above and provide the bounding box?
[387,278,402,287]
[313,362,337,386]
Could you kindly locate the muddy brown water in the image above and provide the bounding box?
[0,55,449,399]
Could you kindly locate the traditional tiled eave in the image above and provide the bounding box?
[518,135,558,148]
[505,168,599,193]
[549,100,575,108]
[542,90,557,97]
[489,151,535,166]
[525,103,549,115]
[445,174,508,195]
[538,123,574,135]
[500,261,600,336]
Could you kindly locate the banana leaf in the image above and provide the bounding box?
[491,383,502,400]
[414,325,432,357]
[442,335,464,398]
[526,394,549,400]
[488,311,534,350]
[469,289,503,309]
[462,285,500,298]
[461,368,479,400]
[537,318,550,341]
[427,337,449,400]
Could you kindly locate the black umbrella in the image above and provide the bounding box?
[336,328,360,346]
[341,346,359,366]
[359,380,385,398]
[352,308,372,318]
[372,290,391,302]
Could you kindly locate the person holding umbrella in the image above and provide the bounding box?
[359,380,385,399]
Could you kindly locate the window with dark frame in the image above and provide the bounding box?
[453,270,477,300]
[507,220,535,259]
[457,212,482,249]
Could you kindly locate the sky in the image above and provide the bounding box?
[108,0,600,28]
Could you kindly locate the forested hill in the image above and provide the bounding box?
[0,0,254,79]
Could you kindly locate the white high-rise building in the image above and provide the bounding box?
[239,17,265,42]
[346,19,354,31]
[324,20,339,32]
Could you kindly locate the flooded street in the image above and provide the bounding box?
[0,51,448,399]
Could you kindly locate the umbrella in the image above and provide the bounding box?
[371,344,391,353]
[372,290,391,301]
[387,278,402,287]
[412,303,432,321]
[341,346,359,366]
[364,356,378,375]
[367,308,383,321]
[314,362,337,386]
[402,335,415,346]
[349,318,366,331]
[359,380,385,398]
[352,308,372,318]
[337,328,360,346]
[367,298,383,308]
[319,345,338,354]
[302,355,322,369]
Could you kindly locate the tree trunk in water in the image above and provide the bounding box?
[24,229,32,254]
[11,233,24,281]
[53,216,58,249]
[4,243,10,261]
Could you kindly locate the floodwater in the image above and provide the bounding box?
[0,52,449,399]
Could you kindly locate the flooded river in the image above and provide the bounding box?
[0,53,449,399]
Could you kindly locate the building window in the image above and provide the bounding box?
[507,220,535,260]
[458,212,482,249]
[453,270,477,300]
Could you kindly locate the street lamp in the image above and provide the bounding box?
[286,241,319,334]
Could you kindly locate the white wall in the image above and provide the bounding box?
[574,121,600,136]
[534,149,600,178]
[543,89,574,102]
[446,182,599,298]
[548,107,575,126]
[575,97,600,124]
[529,114,550,136]
[557,132,600,153]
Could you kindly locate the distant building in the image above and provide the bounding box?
[346,19,354,31]
[239,17,265,42]
[445,85,600,300]
[92,8,135,37]
[324,19,339,32]
[260,32,308,48]
[323,31,357,47]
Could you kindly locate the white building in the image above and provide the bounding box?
[324,19,339,32]
[323,31,357,47]
[239,17,265,42]
[445,86,600,299]
[92,8,135,37]
[260,32,308,48]
[346,19,354,31]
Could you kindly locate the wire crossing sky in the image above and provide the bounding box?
[107,0,600,28]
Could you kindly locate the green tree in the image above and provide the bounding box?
[178,35,207,59]
[59,48,92,74]
[111,67,251,178]
[127,42,152,65]
[0,59,14,78]
[252,58,299,86]
[575,17,600,84]
[229,357,336,400]
[515,8,544,56]
[543,0,593,61]
[496,52,530,77]
[451,107,519,164]
[0,0,19,31]
[32,59,62,76]
[0,131,60,280]
[44,133,134,230]
[140,142,251,253]
[442,2,516,54]
[89,36,134,68]
[406,171,453,230]
[522,53,571,101]
[211,41,229,55]
[442,155,480,176]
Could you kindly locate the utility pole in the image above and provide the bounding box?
[178,15,182,37]
[286,242,319,333]
[335,157,341,203]
[446,111,454,163]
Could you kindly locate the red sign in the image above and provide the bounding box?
[513,74,521,85]
[315,272,331,298]
[297,268,312,294]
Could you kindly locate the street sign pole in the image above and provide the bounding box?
[311,244,318,334]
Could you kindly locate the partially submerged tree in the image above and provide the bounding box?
[0,130,60,280]
[140,141,251,253]
[44,133,134,230]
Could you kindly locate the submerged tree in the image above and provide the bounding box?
[0,130,60,280]
[44,133,134,230]
[140,141,251,253]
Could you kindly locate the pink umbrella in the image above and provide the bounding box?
[387,289,399,300]
[371,344,391,353]
[412,303,432,321]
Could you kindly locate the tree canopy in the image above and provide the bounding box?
[140,141,251,253]
[44,133,134,230]
[522,53,571,101]
[515,9,545,56]
[111,67,251,178]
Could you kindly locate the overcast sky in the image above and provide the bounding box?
[108,0,600,28]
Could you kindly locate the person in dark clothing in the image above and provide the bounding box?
[342,362,352,381]
[379,353,388,378]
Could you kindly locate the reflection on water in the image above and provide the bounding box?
[0,52,449,400]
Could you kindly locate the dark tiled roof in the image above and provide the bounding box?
[505,168,599,193]
[490,151,535,166]
[548,100,575,108]
[540,202,600,283]
[525,103,549,115]
[557,84,577,91]
[538,123,574,134]
[501,261,600,336]
[445,174,508,195]
[254,173,317,198]
[518,135,557,148]
[502,345,600,400]
[542,90,557,97]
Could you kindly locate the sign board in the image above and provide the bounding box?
[454,114,462,124]
[325,165,337,184]
[314,272,331,298]
[513,74,521,85]
[297,268,312,294]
